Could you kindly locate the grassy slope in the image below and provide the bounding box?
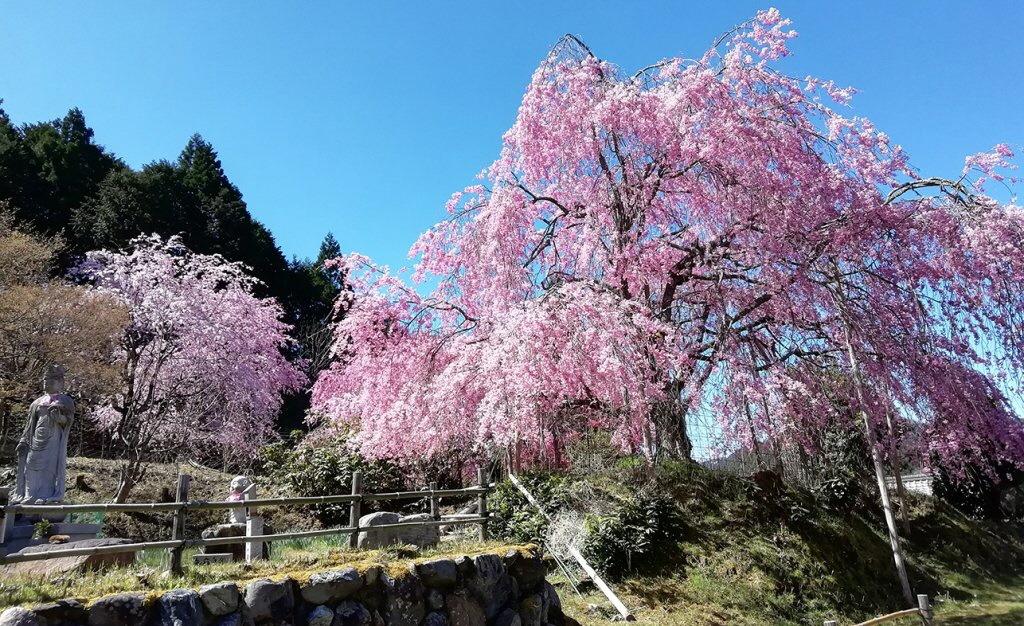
[59,457,314,542]
[500,461,1024,625]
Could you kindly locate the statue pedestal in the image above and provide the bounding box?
[0,521,103,557]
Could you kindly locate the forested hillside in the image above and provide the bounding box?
[0,103,343,432]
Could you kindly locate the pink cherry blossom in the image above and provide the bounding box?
[314,11,1024,481]
[78,235,305,500]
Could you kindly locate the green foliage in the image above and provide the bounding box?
[31,519,54,539]
[810,421,871,509]
[933,460,1024,521]
[258,431,407,525]
[582,489,682,579]
[0,105,337,330]
[488,472,568,543]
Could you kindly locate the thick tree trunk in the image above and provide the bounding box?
[652,399,692,461]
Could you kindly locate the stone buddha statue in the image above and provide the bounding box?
[12,365,75,505]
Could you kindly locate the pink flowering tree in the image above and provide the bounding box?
[78,235,305,502]
[314,11,1024,485]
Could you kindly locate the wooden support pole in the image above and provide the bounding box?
[429,482,439,521]
[841,323,914,606]
[167,473,191,575]
[477,468,488,541]
[348,471,362,549]
[824,621,837,626]
[507,472,634,621]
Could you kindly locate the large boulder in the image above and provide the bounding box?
[243,579,294,624]
[32,599,88,625]
[2,538,136,577]
[504,549,545,594]
[422,612,449,626]
[0,608,38,626]
[415,559,458,589]
[87,593,149,626]
[356,512,438,549]
[332,601,373,626]
[517,593,545,626]
[306,605,333,626]
[300,568,362,605]
[492,608,522,626]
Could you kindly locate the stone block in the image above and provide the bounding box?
[154,589,203,626]
[243,579,294,624]
[300,567,362,605]
[200,582,241,617]
[87,593,149,626]
[382,573,425,626]
[356,512,438,549]
[415,558,457,589]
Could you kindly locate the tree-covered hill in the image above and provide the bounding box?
[0,103,345,432]
[0,103,337,328]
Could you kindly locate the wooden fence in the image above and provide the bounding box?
[0,469,491,574]
[824,594,933,626]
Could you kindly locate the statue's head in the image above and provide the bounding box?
[43,365,66,394]
[229,475,251,494]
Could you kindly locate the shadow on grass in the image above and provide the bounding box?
[939,606,1024,625]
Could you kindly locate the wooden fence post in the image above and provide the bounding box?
[167,473,191,575]
[823,621,837,626]
[918,594,932,625]
[348,471,362,549]
[429,482,439,520]
[477,467,488,541]
[245,514,264,564]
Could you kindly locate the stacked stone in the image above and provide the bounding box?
[0,547,580,626]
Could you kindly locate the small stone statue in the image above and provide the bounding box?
[12,366,75,505]
[227,475,256,524]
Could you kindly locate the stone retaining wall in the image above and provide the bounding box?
[0,546,580,626]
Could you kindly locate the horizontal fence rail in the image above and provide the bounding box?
[5,486,489,516]
[0,472,493,573]
[0,516,490,565]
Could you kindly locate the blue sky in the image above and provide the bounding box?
[2,2,1021,271]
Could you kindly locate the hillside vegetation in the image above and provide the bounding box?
[490,461,1024,625]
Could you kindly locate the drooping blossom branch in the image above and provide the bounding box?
[314,9,1024,480]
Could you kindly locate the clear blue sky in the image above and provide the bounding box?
[2,2,1021,271]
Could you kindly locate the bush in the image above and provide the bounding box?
[582,489,682,578]
[258,431,407,525]
[488,471,569,543]
[810,422,870,509]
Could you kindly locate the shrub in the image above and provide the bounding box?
[258,431,407,525]
[810,422,870,509]
[582,489,682,578]
[488,471,568,543]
